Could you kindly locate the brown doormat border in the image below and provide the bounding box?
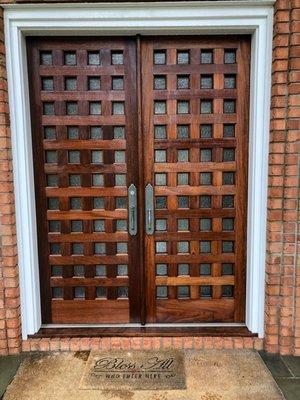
[30,326,256,338]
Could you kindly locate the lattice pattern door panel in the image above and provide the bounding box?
[27,38,140,324]
[141,37,250,323]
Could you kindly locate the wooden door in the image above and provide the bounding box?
[141,37,250,323]
[28,36,250,327]
[27,37,142,324]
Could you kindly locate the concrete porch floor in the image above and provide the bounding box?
[0,349,294,400]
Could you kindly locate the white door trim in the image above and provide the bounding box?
[3,1,274,339]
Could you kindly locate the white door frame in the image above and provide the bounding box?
[3,1,274,339]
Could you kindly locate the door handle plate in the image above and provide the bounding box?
[145,183,154,235]
[128,183,137,236]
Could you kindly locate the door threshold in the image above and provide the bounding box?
[30,324,257,338]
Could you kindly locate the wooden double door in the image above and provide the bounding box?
[27,36,250,326]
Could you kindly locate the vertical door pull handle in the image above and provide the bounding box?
[128,184,137,236]
[145,183,154,235]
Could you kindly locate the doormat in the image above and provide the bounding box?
[80,350,186,390]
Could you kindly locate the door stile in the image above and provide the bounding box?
[233,38,250,322]
[141,40,156,323]
[125,38,143,323]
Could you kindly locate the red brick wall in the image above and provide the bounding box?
[0,0,299,355]
[265,0,300,356]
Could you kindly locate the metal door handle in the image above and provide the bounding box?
[128,184,137,236]
[145,183,154,235]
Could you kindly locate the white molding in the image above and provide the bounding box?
[4,1,274,339]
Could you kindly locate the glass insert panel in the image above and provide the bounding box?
[50,243,60,254]
[92,174,104,187]
[224,100,236,114]
[156,264,168,276]
[200,218,212,231]
[64,51,76,66]
[117,242,128,254]
[156,286,168,298]
[115,151,125,163]
[42,77,54,91]
[224,50,236,64]
[47,175,58,187]
[200,172,212,185]
[201,50,213,64]
[200,285,212,297]
[72,243,84,255]
[94,219,105,232]
[44,126,56,140]
[112,77,124,91]
[155,173,167,186]
[177,101,189,114]
[222,218,234,231]
[49,221,60,232]
[200,124,212,138]
[154,101,166,114]
[66,102,78,115]
[113,102,125,115]
[114,126,125,139]
[222,172,235,185]
[154,125,167,139]
[71,220,82,232]
[223,124,235,138]
[156,242,167,253]
[67,126,79,139]
[69,176,81,194]
[200,100,212,114]
[222,195,234,208]
[90,102,101,115]
[178,196,189,208]
[92,150,103,164]
[177,286,190,299]
[117,265,128,276]
[111,51,124,65]
[52,287,63,298]
[65,77,77,91]
[177,51,190,64]
[51,265,62,277]
[74,265,84,276]
[68,150,80,164]
[224,75,236,89]
[177,149,189,162]
[177,173,189,185]
[88,51,100,65]
[222,263,234,275]
[96,287,107,298]
[200,241,211,253]
[90,126,103,139]
[88,77,101,90]
[74,287,85,299]
[70,197,81,210]
[222,285,234,297]
[94,243,106,254]
[200,195,212,208]
[223,148,235,162]
[177,75,189,89]
[177,125,189,139]
[154,51,166,65]
[156,219,167,231]
[200,75,213,89]
[96,265,106,277]
[43,102,54,115]
[93,197,105,209]
[48,197,59,210]
[154,76,167,90]
[222,241,234,253]
[116,220,127,231]
[155,150,167,163]
[177,219,189,231]
[45,150,57,164]
[40,51,52,65]
[177,241,189,253]
[115,174,126,186]
[116,197,127,209]
[155,196,167,209]
[200,149,212,162]
[178,264,189,275]
[200,263,211,275]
